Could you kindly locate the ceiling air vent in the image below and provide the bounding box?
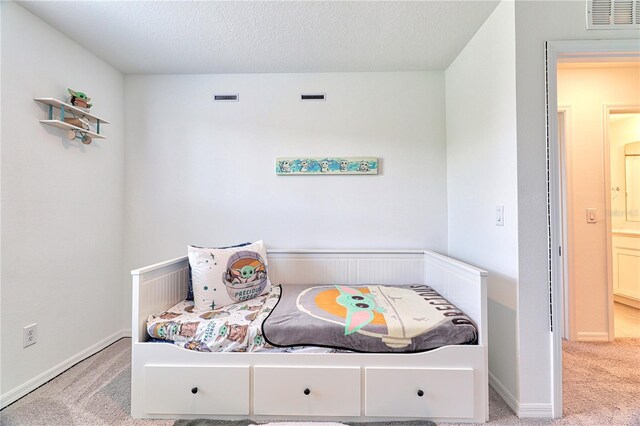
[213,94,239,102]
[301,93,326,101]
[587,0,640,29]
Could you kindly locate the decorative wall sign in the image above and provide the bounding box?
[276,157,378,175]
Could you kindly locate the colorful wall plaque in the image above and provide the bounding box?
[276,157,378,175]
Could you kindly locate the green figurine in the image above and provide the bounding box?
[68,88,92,109]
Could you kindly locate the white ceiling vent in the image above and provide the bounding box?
[301,93,326,101]
[213,94,239,102]
[587,0,640,29]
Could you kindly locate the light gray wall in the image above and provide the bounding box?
[446,0,519,401]
[514,0,640,406]
[123,72,448,321]
[1,2,125,401]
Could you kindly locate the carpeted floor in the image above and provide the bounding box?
[561,338,640,424]
[1,338,638,425]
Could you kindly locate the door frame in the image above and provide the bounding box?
[546,39,640,419]
[557,106,574,341]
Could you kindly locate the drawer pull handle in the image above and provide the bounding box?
[417,390,424,397]
[191,387,198,394]
[304,388,311,395]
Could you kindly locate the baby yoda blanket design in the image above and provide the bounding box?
[147,288,279,352]
[262,284,478,353]
[146,287,344,353]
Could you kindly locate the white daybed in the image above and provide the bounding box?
[131,249,488,423]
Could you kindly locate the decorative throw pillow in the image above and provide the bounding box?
[189,240,272,311]
[186,242,250,300]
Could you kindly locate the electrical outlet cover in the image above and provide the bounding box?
[23,323,37,348]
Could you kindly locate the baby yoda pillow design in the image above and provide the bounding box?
[189,240,271,312]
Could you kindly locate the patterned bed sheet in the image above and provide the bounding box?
[145,286,342,353]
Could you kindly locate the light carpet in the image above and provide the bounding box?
[1,338,638,425]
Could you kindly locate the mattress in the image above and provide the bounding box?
[146,284,477,353]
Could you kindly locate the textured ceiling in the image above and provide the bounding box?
[19,1,499,74]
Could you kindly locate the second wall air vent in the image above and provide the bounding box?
[587,0,640,29]
[301,93,326,101]
[213,94,239,102]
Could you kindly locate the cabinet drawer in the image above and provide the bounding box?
[143,365,249,415]
[254,366,361,416]
[365,367,474,418]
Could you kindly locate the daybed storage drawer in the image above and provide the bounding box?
[143,365,249,415]
[365,367,474,418]
[254,366,361,416]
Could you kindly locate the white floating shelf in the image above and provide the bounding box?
[34,98,110,124]
[39,120,106,139]
[34,97,109,143]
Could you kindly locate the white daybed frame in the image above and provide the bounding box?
[131,249,488,423]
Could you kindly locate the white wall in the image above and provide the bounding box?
[123,72,448,320]
[0,2,125,405]
[610,114,640,231]
[558,65,640,339]
[514,0,640,410]
[446,0,519,405]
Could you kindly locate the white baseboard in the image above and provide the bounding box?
[519,403,554,418]
[489,371,553,418]
[489,371,518,414]
[576,331,610,342]
[0,328,129,409]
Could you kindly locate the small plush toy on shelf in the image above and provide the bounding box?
[67,88,92,110]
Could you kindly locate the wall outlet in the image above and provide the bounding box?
[23,323,37,348]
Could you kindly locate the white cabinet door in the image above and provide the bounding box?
[254,366,361,416]
[143,365,249,415]
[365,367,474,418]
[613,236,640,301]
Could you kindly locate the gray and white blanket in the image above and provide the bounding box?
[262,284,478,353]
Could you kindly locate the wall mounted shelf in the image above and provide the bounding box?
[34,97,109,143]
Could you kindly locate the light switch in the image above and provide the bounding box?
[586,208,597,223]
[496,205,504,226]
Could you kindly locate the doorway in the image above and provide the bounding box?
[547,40,640,418]
[608,109,640,338]
[557,98,640,343]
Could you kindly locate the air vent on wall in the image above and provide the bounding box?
[587,0,640,29]
[301,93,326,101]
[213,94,239,102]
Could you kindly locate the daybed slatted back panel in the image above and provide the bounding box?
[267,252,426,286]
[423,250,487,345]
[355,259,425,284]
[133,258,189,342]
[268,258,352,285]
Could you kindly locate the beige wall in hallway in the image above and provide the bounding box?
[558,64,640,341]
